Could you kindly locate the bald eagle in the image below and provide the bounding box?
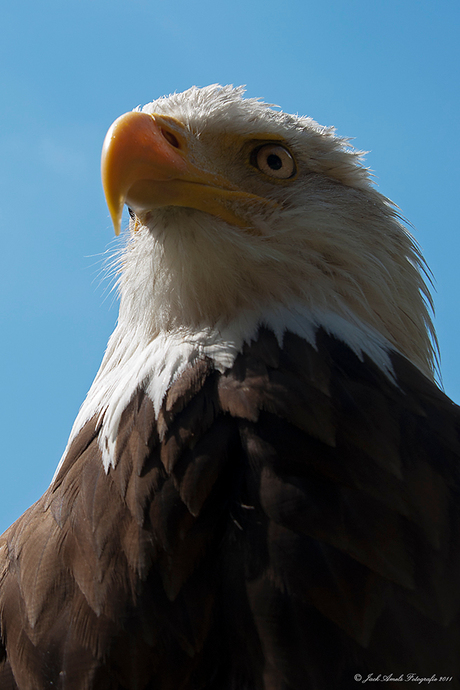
[1,85,459,690]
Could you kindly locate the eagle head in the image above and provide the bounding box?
[101,85,435,383]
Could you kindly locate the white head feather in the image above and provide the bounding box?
[55,85,437,475]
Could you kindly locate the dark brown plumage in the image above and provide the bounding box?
[2,328,460,688]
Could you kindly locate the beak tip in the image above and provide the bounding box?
[110,208,122,236]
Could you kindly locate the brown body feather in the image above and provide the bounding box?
[1,327,460,689]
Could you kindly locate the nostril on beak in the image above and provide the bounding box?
[161,129,180,149]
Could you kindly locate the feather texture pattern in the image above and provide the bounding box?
[1,327,459,689]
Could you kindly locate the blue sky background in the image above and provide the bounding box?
[1,0,459,532]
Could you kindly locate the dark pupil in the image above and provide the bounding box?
[267,153,282,170]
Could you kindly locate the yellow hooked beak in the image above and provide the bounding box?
[101,110,276,235]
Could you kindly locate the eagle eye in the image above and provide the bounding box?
[251,144,296,179]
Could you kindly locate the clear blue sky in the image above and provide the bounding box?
[1,0,459,533]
